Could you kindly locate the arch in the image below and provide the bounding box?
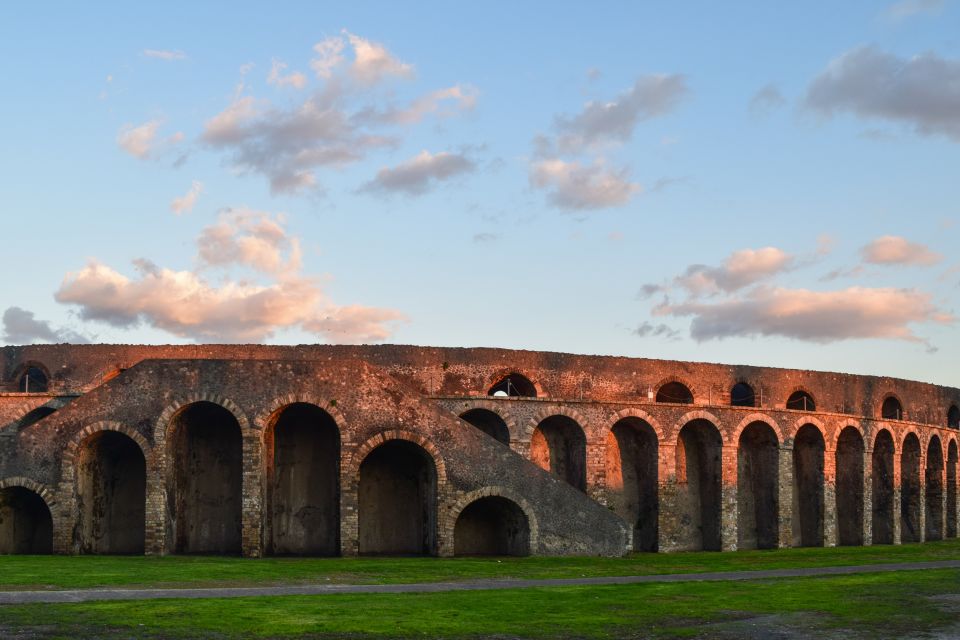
[674,418,723,551]
[254,393,348,436]
[835,426,865,546]
[263,402,341,556]
[786,389,816,412]
[609,408,665,444]
[457,399,517,439]
[73,429,146,554]
[167,401,244,554]
[487,372,539,398]
[358,438,438,555]
[948,440,958,538]
[881,395,904,421]
[871,429,896,544]
[656,380,694,405]
[531,415,586,491]
[731,414,784,448]
[0,479,53,554]
[349,430,447,487]
[730,382,756,407]
[948,405,960,430]
[737,421,779,550]
[460,409,510,446]
[793,423,825,547]
[900,432,922,543]
[925,435,945,541]
[14,362,50,393]
[453,496,531,556]
[606,416,658,551]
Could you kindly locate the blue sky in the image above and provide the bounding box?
[1,1,958,386]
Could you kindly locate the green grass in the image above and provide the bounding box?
[1,539,960,591]
[2,569,959,638]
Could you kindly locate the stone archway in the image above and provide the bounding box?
[925,436,944,542]
[0,484,53,554]
[531,415,586,491]
[606,416,658,551]
[793,424,825,547]
[871,430,896,544]
[675,419,723,551]
[835,426,865,546]
[737,421,779,550]
[453,496,530,556]
[901,433,922,543]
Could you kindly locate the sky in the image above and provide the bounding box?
[1,1,958,386]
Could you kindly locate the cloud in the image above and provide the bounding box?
[656,286,952,344]
[861,235,942,266]
[632,321,680,340]
[805,46,960,141]
[54,211,404,343]
[530,159,639,210]
[143,49,187,61]
[651,247,794,297]
[361,150,475,196]
[170,180,204,215]
[472,232,500,243]
[117,120,161,159]
[2,307,89,344]
[267,59,308,89]
[553,74,688,152]
[196,209,301,274]
[749,84,786,115]
[883,0,943,21]
[200,34,469,195]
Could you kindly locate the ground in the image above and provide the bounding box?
[2,542,960,638]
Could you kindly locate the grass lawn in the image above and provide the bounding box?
[0,538,959,591]
[1,569,959,638]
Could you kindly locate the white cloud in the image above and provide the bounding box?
[861,235,942,266]
[673,248,795,296]
[170,180,204,215]
[354,84,477,125]
[117,119,161,159]
[143,49,187,61]
[2,307,89,344]
[54,211,404,343]
[530,159,639,210]
[345,31,413,85]
[267,59,307,89]
[310,36,346,79]
[361,150,475,196]
[656,286,952,344]
[806,46,960,141]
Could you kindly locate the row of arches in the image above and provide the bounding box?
[1,402,534,557]
[482,373,960,429]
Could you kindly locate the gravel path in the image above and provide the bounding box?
[2,559,958,604]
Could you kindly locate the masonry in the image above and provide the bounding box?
[1,344,958,557]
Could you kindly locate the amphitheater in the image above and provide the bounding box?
[1,343,958,557]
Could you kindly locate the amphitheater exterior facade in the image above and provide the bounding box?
[1,343,958,557]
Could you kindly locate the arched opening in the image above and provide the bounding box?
[169,402,243,555]
[15,406,56,429]
[358,440,437,555]
[460,409,510,446]
[454,496,530,556]
[881,396,903,421]
[737,422,779,550]
[265,403,340,556]
[656,382,693,404]
[76,431,146,554]
[0,487,52,554]
[871,430,896,544]
[792,424,825,547]
[949,406,960,430]
[675,419,723,551]
[605,417,658,551]
[530,416,586,491]
[730,383,756,408]
[925,436,944,542]
[835,427,865,546]
[948,441,958,539]
[786,391,815,412]
[18,367,48,393]
[900,433,921,543]
[488,374,536,398]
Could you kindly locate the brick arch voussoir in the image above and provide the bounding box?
[672,410,722,444]
[525,405,590,441]
[831,422,867,452]
[154,394,252,452]
[789,415,827,447]
[456,399,517,435]
[609,408,664,444]
[872,425,897,452]
[61,421,153,478]
[253,393,348,442]
[731,413,783,447]
[899,426,923,454]
[347,429,448,486]
[443,486,540,554]
[878,391,905,420]
[926,432,946,462]
[481,367,547,399]
[654,375,697,404]
[0,476,57,508]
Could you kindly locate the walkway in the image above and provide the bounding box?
[2,560,959,604]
